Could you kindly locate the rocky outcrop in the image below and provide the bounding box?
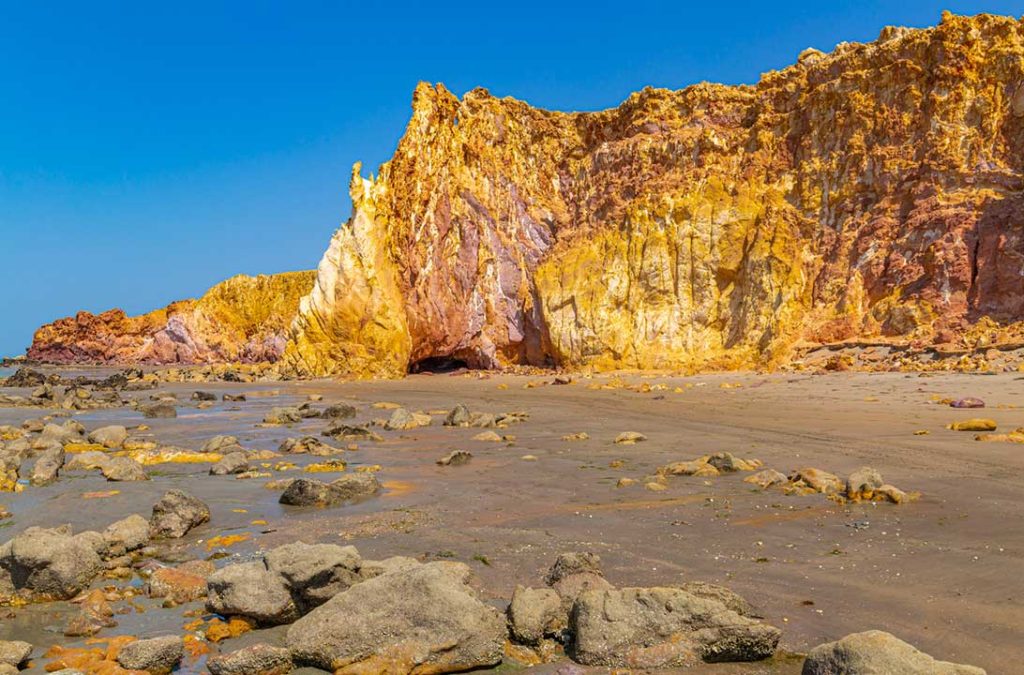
[28,271,315,364]
[285,13,1024,376]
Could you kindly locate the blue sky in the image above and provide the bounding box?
[1,1,1020,357]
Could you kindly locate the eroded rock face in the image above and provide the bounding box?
[283,13,1024,376]
[28,271,315,365]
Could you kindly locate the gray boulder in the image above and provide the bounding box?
[570,587,780,667]
[265,542,363,612]
[802,630,986,674]
[279,475,380,507]
[100,456,148,481]
[264,407,301,425]
[201,435,241,453]
[102,514,150,551]
[206,561,299,626]
[508,585,564,645]
[210,451,249,476]
[322,403,356,420]
[116,635,184,674]
[279,436,336,456]
[0,525,102,599]
[86,425,128,449]
[149,490,210,538]
[207,643,293,675]
[29,445,64,485]
[287,561,505,672]
[444,404,471,427]
[140,402,176,418]
[0,640,31,668]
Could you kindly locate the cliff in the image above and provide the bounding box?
[284,12,1024,377]
[27,271,316,364]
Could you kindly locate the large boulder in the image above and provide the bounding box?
[116,635,184,675]
[802,630,986,674]
[149,490,210,538]
[0,525,102,600]
[206,561,299,626]
[287,562,505,672]
[264,542,364,612]
[570,587,780,667]
[207,643,293,675]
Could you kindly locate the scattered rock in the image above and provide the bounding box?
[0,525,102,599]
[207,561,300,625]
[102,514,149,551]
[140,402,177,418]
[947,418,996,431]
[210,451,250,476]
[508,585,564,645]
[472,430,502,442]
[790,468,844,494]
[149,490,210,538]
[323,424,382,442]
[570,587,780,666]
[147,560,215,603]
[29,445,64,485]
[322,403,356,419]
[384,407,431,430]
[192,391,217,401]
[264,407,301,425]
[437,450,472,466]
[802,630,985,674]
[287,561,505,673]
[265,542,363,612]
[100,456,148,481]
[950,397,985,409]
[279,436,336,456]
[0,640,31,668]
[116,635,184,675]
[201,435,241,453]
[86,425,128,449]
[207,643,293,675]
[744,469,788,488]
[614,431,647,444]
[278,475,381,507]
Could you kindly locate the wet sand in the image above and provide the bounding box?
[1,369,1022,673]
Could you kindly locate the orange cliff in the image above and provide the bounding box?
[27,271,316,365]
[27,13,1024,376]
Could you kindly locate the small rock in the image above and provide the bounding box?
[191,391,217,401]
[279,436,336,456]
[790,467,844,494]
[100,456,148,482]
[744,469,788,488]
[86,425,128,449]
[444,404,472,427]
[0,525,102,599]
[322,403,356,419]
[472,430,502,442]
[103,514,150,551]
[278,474,381,507]
[149,490,211,538]
[437,450,472,466]
[207,643,293,675]
[950,397,985,409]
[210,452,249,476]
[29,445,64,485]
[385,407,431,430]
[614,431,647,444]
[140,402,177,418]
[147,560,215,603]
[508,585,564,645]
[116,635,184,675]
[947,418,997,431]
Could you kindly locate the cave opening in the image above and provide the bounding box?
[408,356,471,374]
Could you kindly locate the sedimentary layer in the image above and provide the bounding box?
[283,13,1024,377]
[27,271,316,364]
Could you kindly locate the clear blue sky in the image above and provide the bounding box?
[1,1,1020,357]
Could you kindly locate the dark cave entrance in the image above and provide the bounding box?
[408,356,471,374]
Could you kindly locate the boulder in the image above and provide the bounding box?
[0,525,102,599]
[201,435,241,453]
[140,402,177,418]
[384,407,431,430]
[210,451,249,476]
[146,560,215,603]
[614,431,647,444]
[100,456,148,481]
[322,403,356,420]
[437,450,472,466]
[206,561,299,626]
[264,407,301,425]
[207,643,293,675]
[192,391,217,401]
[102,514,149,551]
[287,562,505,672]
[679,581,754,616]
[508,585,564,645]
[279,436,336,456]
[279,475,381,507]
[546,552,604,585]
[745,469,789,488]
[265,542,363,612]
[846,467,885,500]
[802,630,986,674]
[149,490,210,538]
[116,635,184,675]
[570,587,780,667]
[64,451,110,471]
[0,640,31,668]
[790,468,844,494]
[444,404,471,427]
[29,445,64,485]
[86,425,128,449]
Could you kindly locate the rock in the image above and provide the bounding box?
[279,436,336,456]
[437,450,472,466]
[63,451,109,471]
[950,397,985,409]
[358,556,422,578]
[103,514,149,551]
[0,525,102,599]
[546,552,604,585]
[116,636,184,674]
[322,403,356,419]
[140,402,177,418]
[802,630,986,674]
[508,585,564,645]
[846,467,885,500]
[149,490,210,538]
[207,643,293,675]
[264,407,301,425]
[679,581,754,616]
[265,542,363,612]
[86,425,128,449]
[323,424,382,441]
[570,587,780,666]
[146,560,215,603]
[100,456,148,481]
[444,404,472,427]
[192,390,217,401]
[287,561,505,672]
[63,588,115,636]
[201,435,241,453]
[0,640,31,668]
[791,468,844,494]
[210,451,250,476]
[745,469,789,488]
[279,475,381,507]
[661,458,720,477]
[472,430,502,442]
[947,418,997,431]
[29,445,64,485]
[206,561,300,625]
[223,393,246,402]
[384,407,431,430]
[875,484,909,504]
[614,431,647,444]
[36,422,82,447]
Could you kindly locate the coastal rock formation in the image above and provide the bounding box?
[27,13,1024,377]
[28,271,315,364]
[284,12,1024,377]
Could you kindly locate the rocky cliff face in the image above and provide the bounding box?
[28,271,316,364]
[284,13,1024,377]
